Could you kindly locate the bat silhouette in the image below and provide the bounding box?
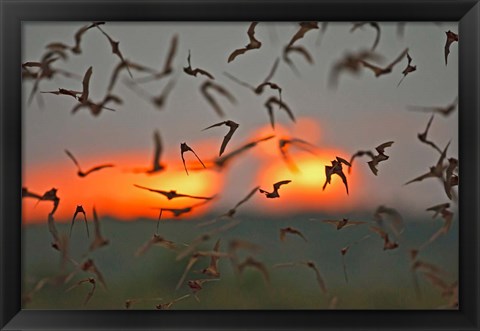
[287,22,319,47]
[361,48,409,77]
[71,94,122,116]
[155,294,191,310]
[65,277,96,306]
[94,23,133,78]
[187,278,220,302]
[404,141,450,185]
[22,187,43,200]
[34,187,60,216]
[88,207,110,252]
[273,260,327,294]
[416,114,442,154]
[131,130,166,174]
[108,60,158,92]
[323,156,351,194]
[374,205,405,237]
[279,138,318,173]
[444,158,458,200]
[283,45,314,75]
[397,52,416,87]
[237,256,270,285]
[135,35,178,83]
[228,22,262,63]
[279,226,307,242]
[134,184,214,200]
[135,233,177,257]
[369,226,399,250]
[264,96,295,129]
[70,205,89,238]
[41,66,92,102]
[320,218,367,230]
[224,58,282,100]
[198,239,222,278]
[419,203,454,250]
[46,22,105,55]
[65,149,114,177]
[181,142,206,175]
[200,80,236,117]
[259,180,292,198]
[124,78,176,110]
[444,30,458,66]
[202,120,239,157]
[350,22,381,51]
[349,141,394,175]
[329,49,383,88]
[79,259,107,290]
[183,50,214,79]
[408,97,458,117]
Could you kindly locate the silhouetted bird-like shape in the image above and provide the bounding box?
[108,60,158,93]
[361,48,408,77]
[407,97,458,117]
[417,115,442,153]
[134,184,214,200]
[264,96,295,129]
[397,52,416,87]
[183,50,214,79]
[329,49,383,88]
[350,22,381,51]
[323,156,351,194]
[349,141,394,176]
[444,158,458,200]
[404,141,450,185]
[94,23,133,78]
[34,188,60,216]
[79,259,107,290]
[199,239,222,278]
[65,150,114,178]
[259,180,292,198]
[238,256,270,285]
[135,233,176,257]
[444,30,458,66]
[131,130,166,174]
[181,142,206,175]
[46,22,105,55]
[124,78,176,110]
[279,226,307,242]
[135,35,178,84]
[224,58,282,100]
[228,22,262,63]
[65,277,96,306]
[200,80,236,118]
[420,203,454,250]
[321,218,367,230]
[202,120,239,157]
[369,226,399,250]
[374,205,405,237]
[88,207,110,252]
[279,138,318,173]
[273,260,327,294]
[70,205,89,238]
[41,66,92,102]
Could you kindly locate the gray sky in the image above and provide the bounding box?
[22,22,458,219]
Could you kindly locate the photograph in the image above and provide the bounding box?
[21,21,459,310]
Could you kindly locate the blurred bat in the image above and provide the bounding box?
[417,115,442,153]
[361,48,408,77]
[70,205,89,238]
[65,149,114,178]
[200,80,236,118]
[350,22,381,51]
[135,35,178,83]
[259,180,292,198]
[65,277,96,306]
[264,96,295,129]
[134,184,214,200]
[88,207,110,252]
[135,233,176,257]
[202,120,239,156]
[279,137,318,173]
[46,22,105,55]
[320,218,367,230]
[279,226,307,242]
[397,52,416,87]
[404,141,450,185]
[274,260,327,294]
[180,142,206,175]
[408,97,458,117]
[183,50,214,79]
[323,156,351,195]
[444,30,458,66]
[228,22,262,63]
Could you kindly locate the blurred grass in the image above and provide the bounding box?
[22,213,458,309]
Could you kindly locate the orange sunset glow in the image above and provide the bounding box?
[22,150,222,224]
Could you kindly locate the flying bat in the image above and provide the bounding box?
[200,80,236,118]
[228,22,262,63]
[65,149,114,177]
[444,30,458,66]
[202,120,239,156]
[183,50,214,79]
[259,180,292,198]
[180,142,206,175]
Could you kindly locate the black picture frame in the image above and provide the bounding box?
[1,0,479,330]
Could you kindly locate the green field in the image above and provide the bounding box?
[22,213,458,310]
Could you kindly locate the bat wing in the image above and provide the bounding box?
[219,124,238,156]
[370,22,381,51]
[227,48,248,63]
[387,48,409,69]
[404,171,434,185]
[152,130,163,169]
[84,164,114,175]
[375,141,394,154]
[263,58,280,83]
[80,66,93,101]
[65,149,81,169]
[273,180,292,190]
[234,186,260,209]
